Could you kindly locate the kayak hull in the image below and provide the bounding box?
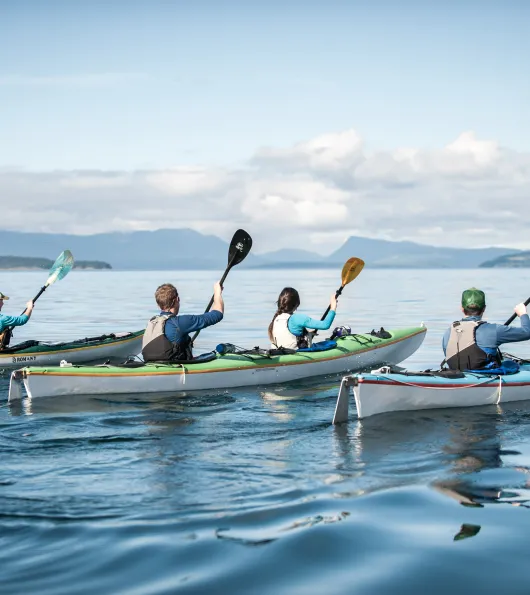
[9,326,426,400]
[333,362,530,421]
[0,331,143,370]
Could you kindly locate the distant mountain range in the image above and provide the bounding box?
[0,229,522,269]
[0,255,111,270]
[480,251,530,268]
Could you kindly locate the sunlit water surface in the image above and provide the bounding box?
[2,268,530,594]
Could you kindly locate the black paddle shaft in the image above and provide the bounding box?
[31,286,47,306]
[16,285,46,316]
[504,297,530,326]
[320,286,344,321]
[189,229,252,346]
[199,254,236,316]
[189,256,236,346]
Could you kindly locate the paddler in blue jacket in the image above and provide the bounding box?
[0,291,34,341]
[442,287,530,370]
[268,287,337,349]
[142,282,224,362]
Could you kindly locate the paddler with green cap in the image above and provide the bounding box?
[442,288,530,371]
[0,291,34,347]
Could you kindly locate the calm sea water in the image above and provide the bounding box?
[1,268,530,594]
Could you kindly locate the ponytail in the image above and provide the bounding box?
[268,310,281,342]
[268,287,301,342]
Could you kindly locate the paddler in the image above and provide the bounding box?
[268,287,338,349]
[142,282,224,362]
[0,291,34,348]
[443,287,530,370]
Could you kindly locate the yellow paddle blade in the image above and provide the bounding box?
[341,257,365,286]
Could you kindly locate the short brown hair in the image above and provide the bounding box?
[155,284,178,310]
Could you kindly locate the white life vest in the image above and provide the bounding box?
[271,313,298,349]
[271,313,313,349]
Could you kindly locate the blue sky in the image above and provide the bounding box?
[2,0,530,252]
[2,0,529,170]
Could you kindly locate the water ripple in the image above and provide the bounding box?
[2,269,530,593]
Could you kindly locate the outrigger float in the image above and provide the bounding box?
[8,326,426,400]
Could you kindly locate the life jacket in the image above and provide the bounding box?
[271,313,311,350]
[142,314,193,362]
[444,320,501,371]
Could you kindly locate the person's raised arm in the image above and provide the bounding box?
[329,292,337,313]
[497,303,530,343]
[211,282,224,315]
[24,300,34,319]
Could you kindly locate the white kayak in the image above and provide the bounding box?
[332,360,530,422]
[8,326,426,400]
[0,331,144,371]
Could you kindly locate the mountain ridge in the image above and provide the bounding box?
[480,251,530,268]
[0,228,521,269]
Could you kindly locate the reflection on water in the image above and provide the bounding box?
[454,524,481,541]
[3,269,530,593]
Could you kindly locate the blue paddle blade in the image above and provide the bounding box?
[46,250,75,285]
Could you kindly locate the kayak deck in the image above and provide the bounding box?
[1,331,144,354]
[9,326,426,399]
[0,331,144,369]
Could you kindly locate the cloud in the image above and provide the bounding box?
[253,128,365,173]
[146,167,233,196]
[1,128,530,253]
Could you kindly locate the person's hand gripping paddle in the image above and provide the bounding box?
[190,230,252,346]
[0,250,75,349]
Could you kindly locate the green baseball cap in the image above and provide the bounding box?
[462,287,486,310]
[0,292,9,300]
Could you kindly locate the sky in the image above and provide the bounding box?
[1,0,529,254]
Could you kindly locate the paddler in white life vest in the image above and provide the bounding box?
[268,287,338,349]
[142,282,224,362]
[0,291,34,349]
[442,287,530,371]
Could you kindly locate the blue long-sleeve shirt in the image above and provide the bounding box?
[443,314,530,357]
[288,310,336,336]
[0,313,29,333]
[160,310,223,343]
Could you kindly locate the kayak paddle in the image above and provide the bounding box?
[504,297,530,326]
[0,250,75,348]
[190,229,252,346]
[30,250,75,305]
[320,257,365,320]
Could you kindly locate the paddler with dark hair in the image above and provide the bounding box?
[0,291,34,347]
[442,287,530,371]
[268,287,338,349]
[142,282,224,362]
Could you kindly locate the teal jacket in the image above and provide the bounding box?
[0,313,29,332]
[288,310,336,336]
